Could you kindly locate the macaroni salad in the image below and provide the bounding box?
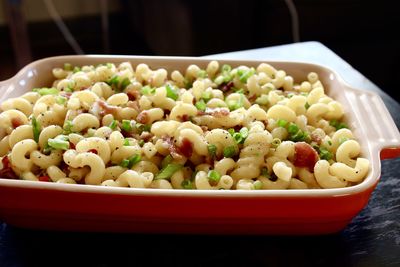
[0,61,370,189]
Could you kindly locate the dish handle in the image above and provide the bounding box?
[344,86,400,160]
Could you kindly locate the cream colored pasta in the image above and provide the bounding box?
[0,60,369,190]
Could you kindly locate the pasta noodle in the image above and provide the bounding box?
[0,61,370,190]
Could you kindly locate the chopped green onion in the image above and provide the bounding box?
[31,116,41,142]
[277,119,288,128]
[290,130,308,142]
[327,140,333,146]
[161,154,173,168]
[287,93,295,98]
[223,146,236,158]
[228,128,235,136]
[271,138,281,148]
[135,123,151,134]
[63,63,73,71]
[120,159,130,168]
[72,66,81,73]
[287,123,299,135]
[195,100,207,111]
[208,144,217,158]
[155,163,183,180]
[63,120,73,134]
[106,63,113,69]
[64,81,74,92]
[233,132,244,144]
[47,138,69,150]
[253,180,263,190]
[184,78,192,89]
[239,127,249,139]
[239,67,255,83]
[141,85,156,95]
[255,95,269,105]
[109,120,118,130]
[329,120,348,130]
[208,170,221,184]
[319,146,333,160]
[181,180,193,189]
[138,140,145,147]
[56,96,67,105]
[107,75,119,86]
[121,120,132,132]
[305,102,310,109]
[261,167,270,178]
[201,91,212,102]
[234,88,244,94]
[222,64,232,73]
[197,70,207,78]
[338,137,349,145]
[227,99,242,111]
[120,77,131,91]
[223,74,233,83]
[120,154,142,169]
[123,138,130,146]
[127,154,141,168]
[214,75,225,85]
[32,87,59,95]
[166,84,179,101]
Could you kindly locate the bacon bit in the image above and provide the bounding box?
[88,149,98,154]
[162,136,183,159]
[197,107,230,118]
[38,175,50,182]
[178,114,190,122]
[294,142,319,171]
[11,117,23,128]
[163,136,179,158]
[69,141,76,149]
[136,111,149,124]
[210,108,230,118]
[220,81,234,92]
[248,94,257,102]
[126,101,140,111]
[2,155,11,168]
[140,132,153,142]
[178,138,193,158]
[310,133,322,145]
[0,156,18,179]
[126,89,140,101]
[97,100,119,116]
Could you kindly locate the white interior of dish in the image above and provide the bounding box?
[0,55,392,197]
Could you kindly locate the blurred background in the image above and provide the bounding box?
[0,0,399,100]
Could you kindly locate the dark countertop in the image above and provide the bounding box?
[1,42,399,267]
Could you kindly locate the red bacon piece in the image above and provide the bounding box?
[38,175,50,182]
[11,117,23,128]
[97,100,119,116]
[178,138,193,158]
[136,111,149,124]
[294,142,319,171]
[0,156,18,179]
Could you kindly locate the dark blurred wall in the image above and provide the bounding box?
[0,0,399,100]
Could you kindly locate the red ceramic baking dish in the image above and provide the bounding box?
[0,55,399,235]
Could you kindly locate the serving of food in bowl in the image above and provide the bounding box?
[0,56,398,234]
